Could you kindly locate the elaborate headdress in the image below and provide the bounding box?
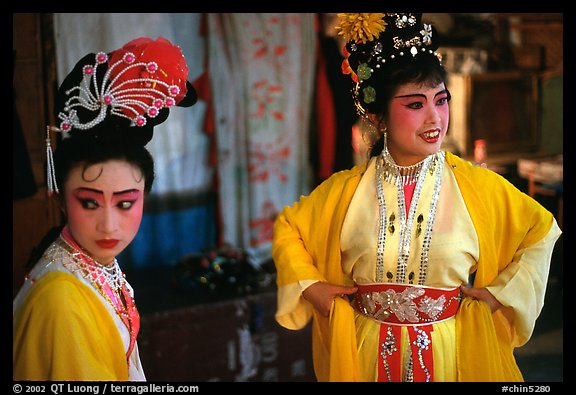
[335,13,442,119]
[47,37,197,194]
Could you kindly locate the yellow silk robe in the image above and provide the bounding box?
[273,151,561,382]
[13,241,146,381]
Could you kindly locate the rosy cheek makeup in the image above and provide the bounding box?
[65,191,100,223]
[124,206,144,235]
[112,191,144,235]
[390,104,419,125]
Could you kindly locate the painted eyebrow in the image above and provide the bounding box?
[393,89,450,100]
[75,187,141,196]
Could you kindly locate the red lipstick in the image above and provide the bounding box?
[96,239,119,249]
[421,128,440,143]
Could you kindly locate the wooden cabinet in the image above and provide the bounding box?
[446,71,540,157]
[137,290,315,382]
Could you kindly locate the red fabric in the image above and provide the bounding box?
[315,37,337,181]
[193,71,223,245]
[194,13,216,164]
[108,37,190,118]
[377,324,436,382]
[193,71,216,160]
[403,181,417,216]
[360,283,460,381]
[354,283,461,325]
[199,12,207,37]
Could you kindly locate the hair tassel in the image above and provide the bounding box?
[46,126,59,196]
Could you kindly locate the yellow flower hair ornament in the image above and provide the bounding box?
[335,13,387,44]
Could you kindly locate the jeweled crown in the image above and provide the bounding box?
[336,13,442,118]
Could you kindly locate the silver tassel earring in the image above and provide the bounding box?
[383,127,388,151]
[46,126,59,196]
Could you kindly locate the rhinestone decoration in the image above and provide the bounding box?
[381,326,397,382]
[375,150,445,284]
[413,328,432,381]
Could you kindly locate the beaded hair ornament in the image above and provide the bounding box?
[46,36,197,195]
[335,13,442,121]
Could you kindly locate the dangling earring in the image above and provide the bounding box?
[382,127,388,152]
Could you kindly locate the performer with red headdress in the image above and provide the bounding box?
[13,37,197,381]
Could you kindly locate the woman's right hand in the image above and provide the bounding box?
[302,282,358,317]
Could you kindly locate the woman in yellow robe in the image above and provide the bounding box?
[13,37,198,381]
[272,13,561,382]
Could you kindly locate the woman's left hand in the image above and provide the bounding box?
[460,285,503,313]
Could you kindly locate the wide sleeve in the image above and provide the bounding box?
[486,220,562,346]
[272,164,365,330]
[13,271,129,381]
[273,190,331,330]
[448,152,561,354]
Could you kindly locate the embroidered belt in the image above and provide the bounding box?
[353,283,461,382]
[353,283,461,326]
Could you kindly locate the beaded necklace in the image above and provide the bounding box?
[58,236,127,292]
[381,147,429,187]
[52,230,140,363]
[375,150,444,284]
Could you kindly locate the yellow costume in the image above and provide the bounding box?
[273,151,561,381]
[13,232,146,381]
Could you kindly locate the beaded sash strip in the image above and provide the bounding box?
[378,322,434,381]
[417,154,443,284]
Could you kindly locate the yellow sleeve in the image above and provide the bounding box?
[273,192,329,330]
[272,165,364,330]
[13,271,128,381]
[273,165,365,381]
[486,221,562,346]
[448,152,560,381]
[273,196,327,287]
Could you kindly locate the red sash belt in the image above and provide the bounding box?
[353,283,461,382]
[353,283,461,326]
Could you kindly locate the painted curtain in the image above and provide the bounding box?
[205,13,316,266]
